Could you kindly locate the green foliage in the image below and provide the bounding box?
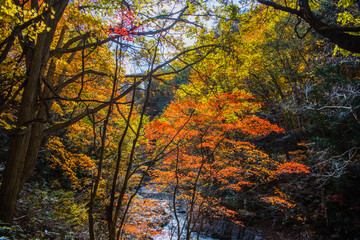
[0,224,27,240]
[17,184,88,239]
[147,67,190,119]
[306,65,360,152]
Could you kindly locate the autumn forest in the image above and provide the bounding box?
[0,0,360,239]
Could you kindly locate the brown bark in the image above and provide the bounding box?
[0,33,48,223]
[0,0,69,223]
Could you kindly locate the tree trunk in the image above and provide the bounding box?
[0,0,68,223]
[0,133,33,222]
[0,31,47,222]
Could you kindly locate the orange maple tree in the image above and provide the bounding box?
[144,85,311,233]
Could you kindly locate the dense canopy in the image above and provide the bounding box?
[0,0,359,239]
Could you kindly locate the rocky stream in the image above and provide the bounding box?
[138,186,266,240]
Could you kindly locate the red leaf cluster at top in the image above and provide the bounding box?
[107,9,143,41]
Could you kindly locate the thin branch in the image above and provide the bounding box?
[43,45,216,137]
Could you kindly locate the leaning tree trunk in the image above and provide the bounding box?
[0,34,47,223]
[0,0,68,223]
